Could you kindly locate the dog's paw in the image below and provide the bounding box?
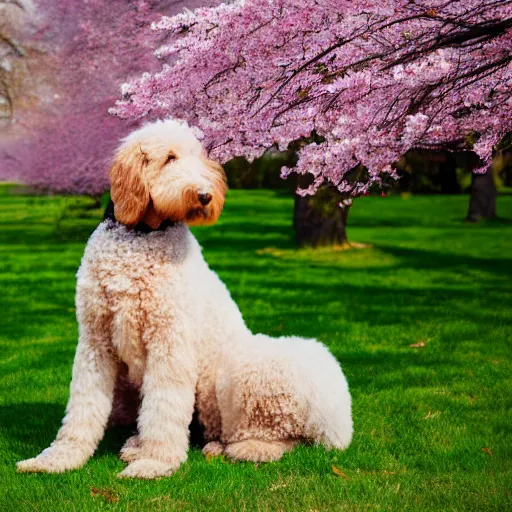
[202,441,224,458]
[120,435,141,463]
[17,457,61,474]
[117,459,179,479]
[224,439,296,462]
[17,447,86,474]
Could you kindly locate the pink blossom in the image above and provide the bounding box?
[104,0,509,197]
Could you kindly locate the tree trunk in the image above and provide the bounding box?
[466,169,497,222]
[293,184,349,248]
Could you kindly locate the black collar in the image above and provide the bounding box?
[103,199,175,233]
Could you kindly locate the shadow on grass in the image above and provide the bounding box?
[2,232,511,344]
[1,402,206,462]
[376,245,512,275]
[236,283,512,328]
[1,401,136,460]
[0,403,66,457]
[210,243,512,332]
[348,216,512,228]
[0,221,98,246]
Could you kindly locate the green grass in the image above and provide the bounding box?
[0,184,511,511]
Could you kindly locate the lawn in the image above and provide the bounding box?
[0,184,511,511]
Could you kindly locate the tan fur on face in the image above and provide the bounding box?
[186,158,227,226]
[149,167,226,227]
[108,122,227,228]
[109,146,150,227]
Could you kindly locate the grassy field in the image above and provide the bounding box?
[0,183,511,511]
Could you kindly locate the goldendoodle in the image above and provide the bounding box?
[17,119,353,479]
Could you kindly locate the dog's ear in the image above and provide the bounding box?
[109,144,150,227]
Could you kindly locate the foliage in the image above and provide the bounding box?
[0,0,208,195]
[394,149,464,194]
[113,0,512,199]
[224,150,296,190]
[1,184,511,511]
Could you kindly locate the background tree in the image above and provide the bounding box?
[0,1,36,133]
[0,0,208,196]
[113,0,512,246]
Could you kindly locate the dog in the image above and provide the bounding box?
[17,119,353,479]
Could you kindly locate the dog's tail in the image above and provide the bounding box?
[312,391,353,451]
[303,341,353,451]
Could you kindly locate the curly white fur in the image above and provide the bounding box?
[16,119,353,479]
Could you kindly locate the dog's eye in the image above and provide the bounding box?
[165,153,176,164]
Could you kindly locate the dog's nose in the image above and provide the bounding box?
[198,193,212,206]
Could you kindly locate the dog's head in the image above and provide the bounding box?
[109,119,227,228]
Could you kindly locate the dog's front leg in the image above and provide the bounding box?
[17,326,117,473]
[117,338,197,479]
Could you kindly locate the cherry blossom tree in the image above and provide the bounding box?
[0,0,207,196]
[0,1,35,132]
[112,0,512,244]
